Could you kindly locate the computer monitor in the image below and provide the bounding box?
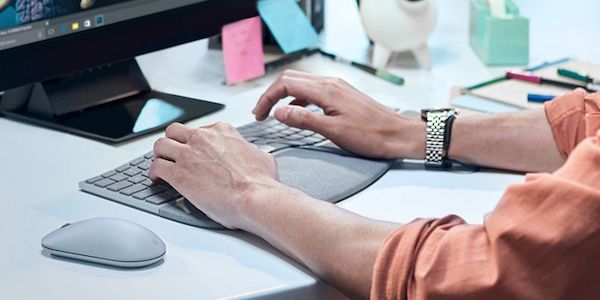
[0,0,256,143]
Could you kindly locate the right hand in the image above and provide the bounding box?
[253,70,424,159]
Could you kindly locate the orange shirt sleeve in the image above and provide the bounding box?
[371,90,600,300]
[544,88,600,158]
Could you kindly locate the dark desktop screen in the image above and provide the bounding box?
[0,0,123,29]
[0,0,209,51]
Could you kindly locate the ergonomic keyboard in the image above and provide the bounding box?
[80,106,395,229]
[80,106,328,229]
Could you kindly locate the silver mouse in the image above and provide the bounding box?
[42,217,166,268]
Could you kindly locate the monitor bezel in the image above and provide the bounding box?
[0,0,257,91]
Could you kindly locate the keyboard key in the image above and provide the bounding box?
[86,176,103,184]
[132,185,167,199]
[109,173,128,182]
[146,191,181,205]
[261,127,278,134]
[116,164,131,172]
[272,124,287,131]
[144,152,154,159]
[279,140,306,146]
[141,179,155,186]
[254,139,279,145]
[107,180,133,192]
[273,132,291,138]
[301,136,324,143]
[256,144,278,152]
[298,130,315,136]
[286,133,305,140]
[119,184,147,196]
[94,178,116,188]
[124,168,142,176]
[137,161,152,170]
[313,133,325,140]
[128,175,146,183]
[280,129,297,135]
[244,136,261,143]
[130,157,145,166]
[141,170,149,178]
[101,170,117,178]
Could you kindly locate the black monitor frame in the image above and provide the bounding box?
[0,0,258,144]
[0,0,257,91]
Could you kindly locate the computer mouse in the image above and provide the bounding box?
[42,217,166,268]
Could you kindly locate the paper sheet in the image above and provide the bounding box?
[257,0,320,54]
[455,59,600,113]
[222,16,265,85]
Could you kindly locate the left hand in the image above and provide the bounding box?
[149,122,280,229]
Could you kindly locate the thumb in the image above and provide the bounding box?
[274,105,329,133]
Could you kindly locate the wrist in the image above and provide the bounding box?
[387,115,426,159]
[234,177,290,232]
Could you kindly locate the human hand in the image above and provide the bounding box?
[149,122,280,229]
[253,70,424,159]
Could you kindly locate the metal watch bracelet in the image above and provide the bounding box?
[421,108,458,169]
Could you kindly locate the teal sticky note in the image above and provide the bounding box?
[257,0,320,54]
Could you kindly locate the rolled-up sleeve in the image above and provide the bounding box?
[544,89,600,158]
[371,90,600,300]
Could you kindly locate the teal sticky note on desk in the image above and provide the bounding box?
[257,0,320,54]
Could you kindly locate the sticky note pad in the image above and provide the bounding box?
[257,0,320,54]
[222,16,266,85]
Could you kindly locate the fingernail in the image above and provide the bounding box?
[279,106,293,120]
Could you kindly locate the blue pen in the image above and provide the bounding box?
[527,93,556,103]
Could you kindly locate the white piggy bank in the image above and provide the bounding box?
[359,0,438,69]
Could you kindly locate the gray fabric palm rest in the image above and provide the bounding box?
[275,146,393,203]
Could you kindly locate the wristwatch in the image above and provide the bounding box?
[421,108,459,169]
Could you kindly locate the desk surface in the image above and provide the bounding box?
[2,0,600,299]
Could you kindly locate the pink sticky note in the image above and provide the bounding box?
[222,16,266,85]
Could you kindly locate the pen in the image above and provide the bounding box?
[264,48,320,71]
[557,68,599,84]
[318,49,405,85]
[462,58,570,92]
[506,71,599,92]
[527,93,556,103]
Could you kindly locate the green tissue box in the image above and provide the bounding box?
[469,0,529,66]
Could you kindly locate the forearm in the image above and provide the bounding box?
[449,109,563,172]
[238,182,398,298]
[396,109,564,173]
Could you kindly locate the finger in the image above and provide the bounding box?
[153,137,188,162]
[149,158,176,183]
[274,105,331,134]
[289,98,309,107]
[253,73,331,121]
[165,122,193,143]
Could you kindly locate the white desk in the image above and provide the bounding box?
[2,0,599,299]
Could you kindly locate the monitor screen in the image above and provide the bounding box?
[0,0,215,51]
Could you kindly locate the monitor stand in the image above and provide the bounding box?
[0,59,224,144]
